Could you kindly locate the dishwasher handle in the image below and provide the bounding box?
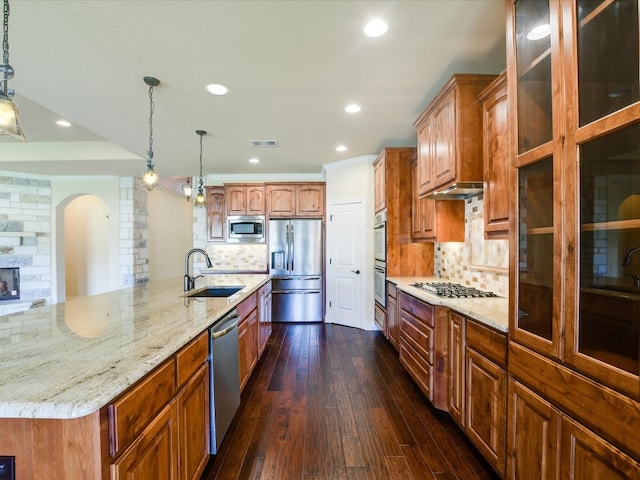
[211,314,239,339]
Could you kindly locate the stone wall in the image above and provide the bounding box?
[0,176,52,301]
[119,177,150,286]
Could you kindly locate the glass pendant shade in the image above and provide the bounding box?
[182,180,193,200]
[194,190,206,207]
[142,165,159,191]
[0,95,26,142]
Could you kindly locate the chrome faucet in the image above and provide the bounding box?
[184,248,213,291]
[622,247,640,288]
[622,247,640,267]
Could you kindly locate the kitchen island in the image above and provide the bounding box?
[0,273,269,479]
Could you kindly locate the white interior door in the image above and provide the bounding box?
[327,199,365,329]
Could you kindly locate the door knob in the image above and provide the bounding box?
[351,270,361,275]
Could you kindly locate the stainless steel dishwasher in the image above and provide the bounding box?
[209,308,241,454]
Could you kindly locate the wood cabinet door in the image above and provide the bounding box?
[387,293,399,351]
[205,186,225,242]
[266,184,296,217]
[465,347,507,477]
[448,312,465,427]
[225,185,246,215]
[374,303,386,333]
[238,308,258,391]
[432,89,456,188]
[480,73,509,238]
[177,363,210,480]
[258,283,272,355]
[246,185,265,215]
[417,118,434,196]
[111,402,178,480]
[506,379,560,480]
[560,417,640,480]
[374,154,386,212]
[296,184,325,216]
[409,157,423,240]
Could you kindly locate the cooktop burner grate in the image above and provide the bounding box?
[410,282,498,298]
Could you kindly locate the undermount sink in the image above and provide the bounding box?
[186,286,244,298]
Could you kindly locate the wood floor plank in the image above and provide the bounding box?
[385,455,415,480]
[201,324,496,480]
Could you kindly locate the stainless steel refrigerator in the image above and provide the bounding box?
[269,218,323,322]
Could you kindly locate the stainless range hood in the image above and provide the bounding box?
[424,182,484,200]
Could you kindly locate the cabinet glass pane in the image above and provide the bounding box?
[515,0,553,153]
[579,123,640,375]
[518,157,554,340]
[577,0,639,126]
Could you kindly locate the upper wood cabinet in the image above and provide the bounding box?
[414,74,497,197]
[265,183,325,217]
[225,184,265,215]
[373,154,386,212]
[478,72,510,239]
[205,186,225,242]
[410,156,464,243]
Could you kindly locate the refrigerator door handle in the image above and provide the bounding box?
[290,223,295,272]
[273,290,321,294]
[285,224,291,272]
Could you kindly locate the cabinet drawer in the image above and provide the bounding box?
[400,342,433,400]
[175,331,209,389]
[466,320,507,368]
[238,292,257,319]
[399,292,434,328]
[388,282,397,299]
[108,359,176,457]
[400,313,433,364]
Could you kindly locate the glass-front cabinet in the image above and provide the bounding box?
[510,0,640,397]
[565,0,640,397]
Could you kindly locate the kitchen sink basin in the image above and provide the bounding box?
[186,286,244,298]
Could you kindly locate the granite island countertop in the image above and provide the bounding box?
[387,276,509,332]
[0,273,269,420]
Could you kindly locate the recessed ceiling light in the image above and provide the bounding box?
[336,145,347,152]
[206,83,229,95]
[527,24,550,40]
[345,103,361,113]
[56,120,71,127]
[364,19,388,38]
[249,158,260,164]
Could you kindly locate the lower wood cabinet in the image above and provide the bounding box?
[398,292,447,409]
[238,292,259,391]
[258,281,272,356]
[447,312,507,477]
[374,302,386,333]
[507,378,640,480]
[386,282,399,351]
[108,331,210,480]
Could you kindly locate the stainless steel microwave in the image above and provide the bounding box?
[227,215,265,243]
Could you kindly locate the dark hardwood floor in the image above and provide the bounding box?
[201,323,499,480]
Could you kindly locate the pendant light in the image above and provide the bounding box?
[0,0,25,142]
[194,130,206,207]
[181,178,193,201]
[141,76,160,190]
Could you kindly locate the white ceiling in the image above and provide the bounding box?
[0,0,506,180]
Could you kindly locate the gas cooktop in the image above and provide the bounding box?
[411,282,498,298]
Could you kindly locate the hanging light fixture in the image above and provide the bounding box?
[194,130,207,207]
[181,178,193,201]
[141,76,160,190]
[0,0,26,142]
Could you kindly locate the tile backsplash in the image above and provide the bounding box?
[205,244,268,272]
[435,195,509,297]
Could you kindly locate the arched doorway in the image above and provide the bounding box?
[63,195,110,299]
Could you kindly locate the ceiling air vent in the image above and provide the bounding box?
[251,140,279,148]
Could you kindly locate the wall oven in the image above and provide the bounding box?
[374,209,387,307]
[373,210,387,263]
[374,260,386,307]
